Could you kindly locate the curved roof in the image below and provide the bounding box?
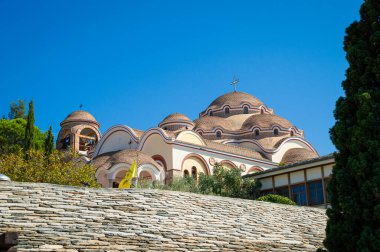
[281,148,318,164]
[207,92,264,110]
[194,116,241,131]
[241,114,293,130]
[92,150,162,171]
[159,113,194,127]
[61,110,99,127]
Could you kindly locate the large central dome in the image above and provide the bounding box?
[207,91,264,109]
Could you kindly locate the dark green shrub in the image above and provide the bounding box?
[256,194,296,205]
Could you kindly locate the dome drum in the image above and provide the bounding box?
[158,113,195,131]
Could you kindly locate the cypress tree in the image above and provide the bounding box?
[324,1,380,251]
[44,126,54,155]
[24,100,35,152]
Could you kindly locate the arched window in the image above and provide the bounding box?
[198,131,203,136]
[254,129,259,136]
[290,130,294,136]
[191,166,197,179]
[225,107,230,114]
[243,107,249,114]
[184,170,189,177]
[209,111,213,116]
[216,131,222,139]
[261,108,264,114]
[274,128,279,135]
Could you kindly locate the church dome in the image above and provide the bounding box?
[281,148,318,165]
[194,116,240,131]
[241,114,292,130]
[60,110,99,127]
[207,92,264,110]
[159,113,194,131]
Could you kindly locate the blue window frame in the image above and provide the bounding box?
[308,180,324,205]
[292,184,307,206]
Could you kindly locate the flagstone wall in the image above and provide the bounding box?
[0,182,327,251]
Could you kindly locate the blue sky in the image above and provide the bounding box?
[0,0,363,155]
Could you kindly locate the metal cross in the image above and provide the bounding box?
[79,104,83,110]
[230,76,239,92]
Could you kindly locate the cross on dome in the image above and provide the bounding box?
[230,76,239,92]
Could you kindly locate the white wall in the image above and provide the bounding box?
[97,131,138,155]
[172,144,276,176]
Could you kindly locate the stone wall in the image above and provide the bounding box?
[0,182,327,251]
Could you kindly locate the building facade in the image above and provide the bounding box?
[57,89,332,207]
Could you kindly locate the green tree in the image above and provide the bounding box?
[24,100,35,152]
[45,126,54,155]
[0,118,45,155]
[8,100,26,119]
[0,149,99,187]
[324,1,380,251]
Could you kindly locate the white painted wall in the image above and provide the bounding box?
[290,171,305,184]
[324,164,334,177]
[274,174,288,187]
[261,178,273,190]
[140,133,173,171]
[98,131,138,155]
[307,167,322,181]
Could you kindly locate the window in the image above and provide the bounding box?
[243,107,249,114]
[184,170,189,177]
[275,186,290,199]
[225,107,230,114]
[216,131,222,139]
[308,180,324,205]
[191,166,197,179]
[209,111,213,116]
[291,184,307,206]
[274,128,279,135]
[261,109,264,114]
[198,131,203,136]
[290,130,294,136]
[254,129,259,136]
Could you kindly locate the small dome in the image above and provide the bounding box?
[241,114,292,130]
[207,92,264,110]
[194,116,240,131]
[281,148,318,164]
[159,113,194,131]
[92,150,162,170]
[61,110,99,127]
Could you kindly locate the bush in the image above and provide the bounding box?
[0,149,99,187]
[157,163,261,200]
[256,194,296,205]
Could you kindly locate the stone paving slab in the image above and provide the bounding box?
[0,182,327,251]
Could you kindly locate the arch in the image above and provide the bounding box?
[191,166,197,179]
[181,153,210,176]
[92,125,141,157]
[243,106,249,114]
[216,131,222,139]
[152,154,168,183]
[184,170,190,177]
[220,160,238,169]
[273,128,279,136]
[176,130,206,146]
[247,166,264,174]
[225,107,230,114]
[254,129,260,136]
